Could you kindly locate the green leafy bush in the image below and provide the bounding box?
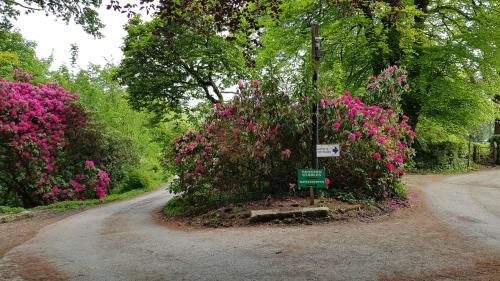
[121,170,152,192]
[414,140,469,170]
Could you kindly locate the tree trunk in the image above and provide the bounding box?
[495,95,500,134]
[400,0,429,129]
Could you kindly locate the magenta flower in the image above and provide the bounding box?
[282,148,291,158]
[324,177,331,185]
[85,160,95,168]
[253,80,259,87]
[385,163,395,170]
[175,157,182,164]
[246,121,254,130]
[394,154,404,164]
[373,152,381,159]
[333,122,340,130]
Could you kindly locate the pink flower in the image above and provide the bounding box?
[253,80,259,87]
[85,160,95,168]
[175,157,182,164]
[394,154,404,164]
[282,148,291,158]
[292,103,300,109]
[246,121,254,130]
[333,122,340,130]
[385,163,395,171]
[324,177,331,185]
[373,152,381,159]
[215,102,222,108]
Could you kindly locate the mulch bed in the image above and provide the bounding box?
[157,196,409,229]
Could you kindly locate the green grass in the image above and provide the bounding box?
[0,205,26,214]
[409,164,482,175]
[163,196,199,217]
[35,183,165,211]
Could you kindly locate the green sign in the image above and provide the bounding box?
[297,169,327,189]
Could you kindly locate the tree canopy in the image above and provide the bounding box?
[116,16,247,116]
[0,29,50,81]
[256,0,499,142]
[115,0,499,142]
[1,0,104,36]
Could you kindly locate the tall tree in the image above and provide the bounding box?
[0,29,50,81]
[257,0,499,141]
[116,16,247,116]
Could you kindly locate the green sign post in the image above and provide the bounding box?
[297,169,327,190]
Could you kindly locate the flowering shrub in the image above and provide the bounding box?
[168,67,415,205]
[12,69,33,83]
[363,65,410,113]
[0,72,109,207]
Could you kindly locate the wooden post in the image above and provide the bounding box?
[310,20,320,206]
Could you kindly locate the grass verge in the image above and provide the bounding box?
[0,206,26,214]
[35,185,164,211]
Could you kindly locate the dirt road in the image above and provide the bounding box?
[1,169,499,281]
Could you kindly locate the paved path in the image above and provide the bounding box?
[422,169,500,250]
[1,169,499,280]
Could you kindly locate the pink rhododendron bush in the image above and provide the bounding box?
[0,71,110,207]
[167,66,415,206]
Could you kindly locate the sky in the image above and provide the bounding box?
[13,5,132,70]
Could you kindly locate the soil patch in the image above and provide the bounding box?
[157,196,408,230]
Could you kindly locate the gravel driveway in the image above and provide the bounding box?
[1,169,499,281]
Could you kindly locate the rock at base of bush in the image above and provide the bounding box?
[249,207,329,223]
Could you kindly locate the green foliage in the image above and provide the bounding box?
[163,196,198,217]
[0,29,50,81]
[414,140,469,170]
[117,17,247,116]
[121,170,152,193]
[0,0,104,36]
[35,187,158,211]
[256,0,499,143]
[0,205,25,214]
[490,135,500,147]
[51,64,167,193]
[169,69,415,208]
[63,120,139,191]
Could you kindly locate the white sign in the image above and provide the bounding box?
[317,144,340,157]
